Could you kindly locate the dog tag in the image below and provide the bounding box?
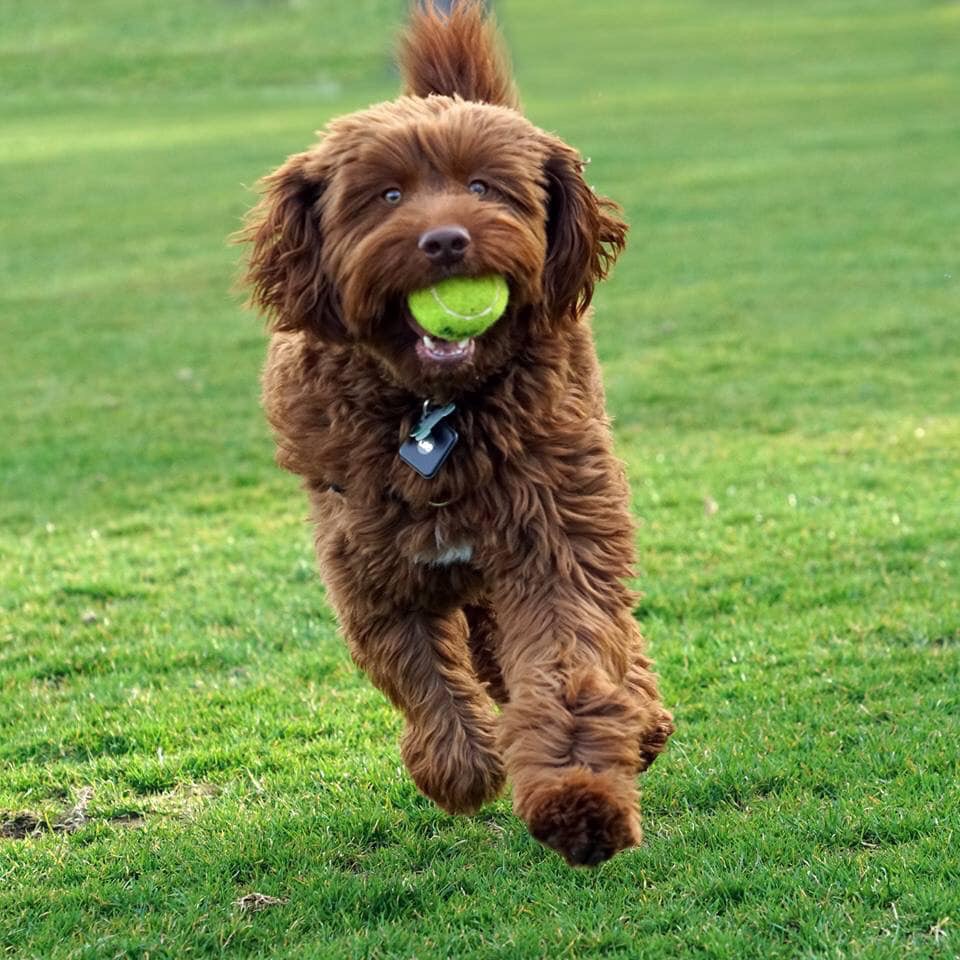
[399,420,458,478]
[411,401,456,443]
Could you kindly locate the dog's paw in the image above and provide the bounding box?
[401,722,506,815]
[637,708,675,773]
[522,769,642,867]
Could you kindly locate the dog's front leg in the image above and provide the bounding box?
[491,533,669,865]
[335,599,505,815]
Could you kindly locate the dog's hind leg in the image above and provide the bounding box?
[335,599,505,815]
[624,647,674,773]
[464,603,509,705]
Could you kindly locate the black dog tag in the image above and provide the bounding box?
[399,420,458,478]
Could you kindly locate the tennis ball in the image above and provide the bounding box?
[407,275,509,340]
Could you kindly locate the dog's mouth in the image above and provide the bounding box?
[405,314,478,366]
[401,275,514,368]
[415,332,477,364]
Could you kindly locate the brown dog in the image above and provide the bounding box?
[241,1,673,866]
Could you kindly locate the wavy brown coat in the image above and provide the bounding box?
[241,0,673,867]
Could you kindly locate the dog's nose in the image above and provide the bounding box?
[418,225,471,265]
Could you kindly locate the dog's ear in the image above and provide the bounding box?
[541,139,628,321]
[241,151,344,340]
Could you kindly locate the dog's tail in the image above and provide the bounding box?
[398,1,519,109]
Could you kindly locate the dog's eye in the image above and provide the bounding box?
[383,188,403,205]
[468,180,488,197]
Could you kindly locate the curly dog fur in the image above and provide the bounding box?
[240,0,673,866]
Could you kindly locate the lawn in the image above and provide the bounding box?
[1,0,958,957]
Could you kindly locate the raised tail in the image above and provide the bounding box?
[397,0,519,109]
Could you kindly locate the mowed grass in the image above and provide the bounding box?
[1,0,959,956]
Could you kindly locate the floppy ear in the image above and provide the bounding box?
[241,151,344,339]
[542,139,628,321]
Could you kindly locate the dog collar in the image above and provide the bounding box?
[398,400,458,478]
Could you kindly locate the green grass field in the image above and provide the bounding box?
[2,1,958,956]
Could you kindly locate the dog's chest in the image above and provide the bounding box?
[337,390,517,572]
[413,540,474,567]
[383,412,495,569]
[393,480,480,570]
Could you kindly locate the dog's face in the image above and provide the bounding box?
[245,95,626,395]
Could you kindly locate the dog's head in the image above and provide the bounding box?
[242,1,627,395]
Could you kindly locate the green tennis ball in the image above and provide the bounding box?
[407,275,509,340]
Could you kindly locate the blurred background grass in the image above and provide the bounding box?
[1,2,958,957]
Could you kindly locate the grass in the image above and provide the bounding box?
[1,0,958,956]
